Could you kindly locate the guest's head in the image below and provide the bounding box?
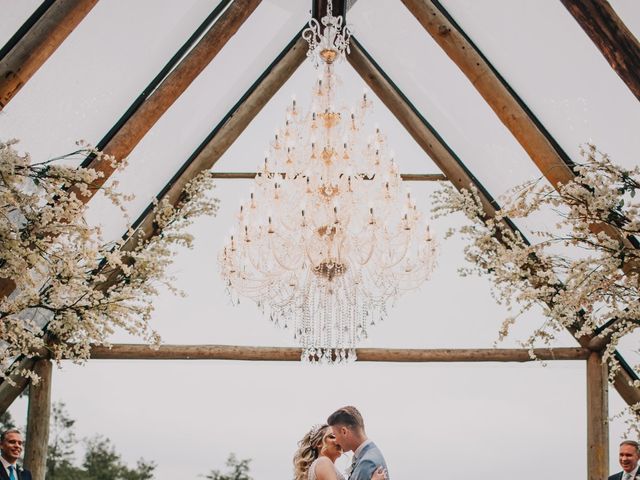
[327,406,366,453]
[619,440,640,473]
[0,429,24,464]
[293,424,342,480]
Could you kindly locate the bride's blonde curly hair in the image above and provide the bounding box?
[293,424,329,480]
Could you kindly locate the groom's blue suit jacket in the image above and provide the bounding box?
[0,465,31,480]
[350,442,388,480]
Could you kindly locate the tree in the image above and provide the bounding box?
[83,436,155,480]
[47,402,82,479]
[42,402,155,480]
[204,454,253,480]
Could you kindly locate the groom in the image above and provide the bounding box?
[327,406,389,480]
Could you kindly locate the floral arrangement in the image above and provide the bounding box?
[433,144,639,420]
[0,139,219,382]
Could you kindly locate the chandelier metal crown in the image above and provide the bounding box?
[219,1,437,364]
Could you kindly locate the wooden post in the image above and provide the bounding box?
[560,0,640,102]
[0,0,97,109]
[586,351,608,480]
[24,359,52,480]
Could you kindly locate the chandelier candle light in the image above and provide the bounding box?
[219,1,437,364]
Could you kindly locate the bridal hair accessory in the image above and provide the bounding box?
[308,423,326,438]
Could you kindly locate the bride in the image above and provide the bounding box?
[293,424,386,480]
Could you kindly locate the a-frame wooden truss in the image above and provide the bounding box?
[1,1,639,479]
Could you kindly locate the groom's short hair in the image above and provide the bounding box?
[327,406,365,430]
[620,440,640,453]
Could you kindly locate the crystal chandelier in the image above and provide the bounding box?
[219,1,437,363]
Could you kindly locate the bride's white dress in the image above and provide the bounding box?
[308,458,346,480]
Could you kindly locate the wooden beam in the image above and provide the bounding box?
[347,37,640,408]
[561,0,640,102]
[0,0,97,109]
[23,359,52,480]
[86,344,589,362]
[586,351,609,480]
[80,0,262,195]
[0,357,36,415]
[210,172,447,181]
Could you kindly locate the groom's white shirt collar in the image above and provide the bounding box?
[624,465,639,478]
[1,456,18,476]
[353,439,372,460]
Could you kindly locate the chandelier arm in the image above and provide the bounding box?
[268,233,305,272]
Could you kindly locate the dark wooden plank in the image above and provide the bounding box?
[0,0,97,109]
[0,357,35,415]
[561,0,640,102]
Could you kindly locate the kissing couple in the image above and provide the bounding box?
[293,406,389,480]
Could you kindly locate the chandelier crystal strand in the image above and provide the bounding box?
[219,4,437,364]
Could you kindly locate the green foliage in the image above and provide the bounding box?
[204,454,253,480]
[45,402,155,480]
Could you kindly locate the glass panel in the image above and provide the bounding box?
[439,0,640,172]
[0,0,41,47]
[6,361,586,479]
[83,0,310,241]
[0,0,222,158]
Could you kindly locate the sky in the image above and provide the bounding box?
[1,0,640,479]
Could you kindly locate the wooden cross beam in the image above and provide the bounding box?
[0,0,97,109]
[561,0,640,103]
[87,344,589,362]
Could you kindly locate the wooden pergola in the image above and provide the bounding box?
[1,1,639,479]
